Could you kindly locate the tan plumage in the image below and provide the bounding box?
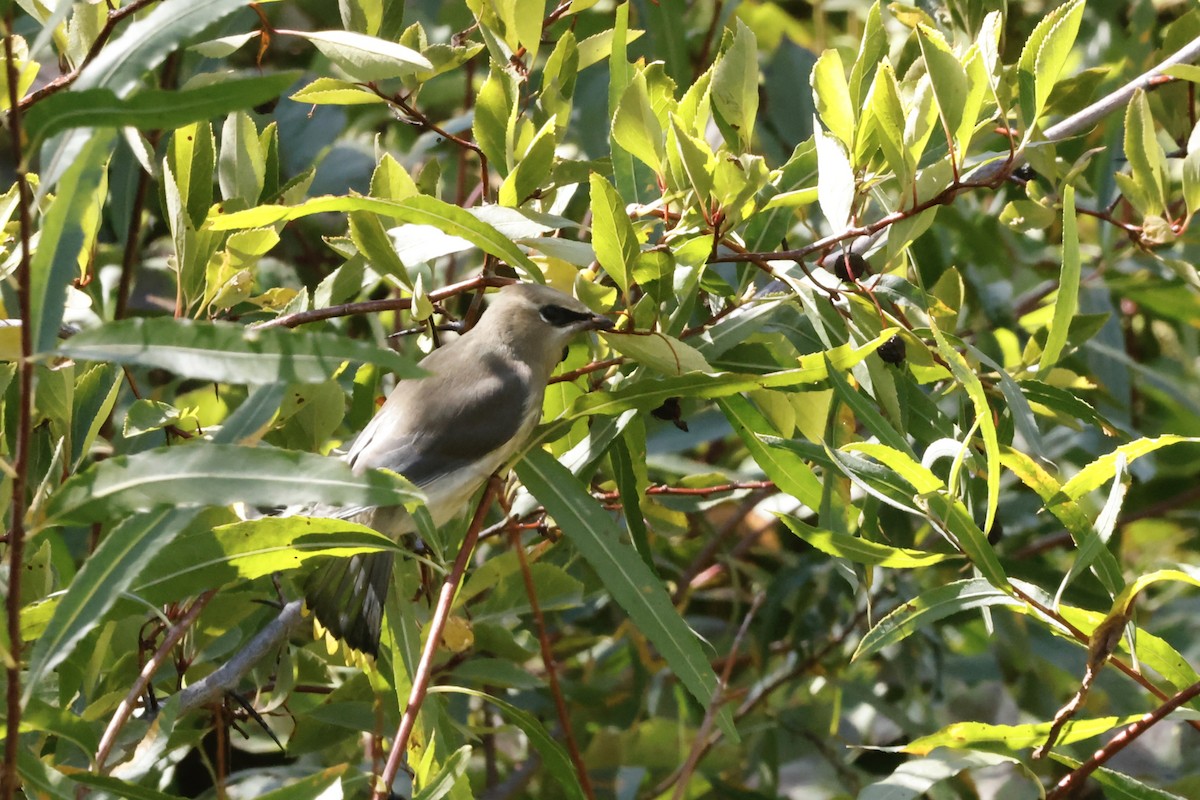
[304,283,612,655]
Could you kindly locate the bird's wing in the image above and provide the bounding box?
[346,347,535,488]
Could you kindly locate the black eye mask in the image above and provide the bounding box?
[539,304,596,327]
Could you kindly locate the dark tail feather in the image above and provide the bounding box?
[303,552,395,657]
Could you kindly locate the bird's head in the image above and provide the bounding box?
[475,282,614,375]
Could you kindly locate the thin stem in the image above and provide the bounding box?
[1045,678,1200,800]
[2,15,35,800]
[93,589,219,779]
[509,526,596,800]
[373,479,501,800]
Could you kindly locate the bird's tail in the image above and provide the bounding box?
[303,551,395,657]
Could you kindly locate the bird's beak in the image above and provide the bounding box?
[588,314,616,332]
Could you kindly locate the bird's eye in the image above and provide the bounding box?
[540,304,594,327]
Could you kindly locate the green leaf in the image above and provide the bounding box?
[1184,119,1200,219]
[841,442,944,494]
[291,76,387,105]
[56,317,422,384]
[613,68,665,171]
[902,715,1141,755]
[1049,755,1191,800]
[668,115,715,202]
[1123,89,1168,217]
[1000,446,1124,595]
[1016,0,1084,131]
[24,72,299,144]
[29,130,115,356]
[710,18,758,151]
[588,173,638,293]
[431,687,587,800]
[1040,184,1080,371]
[823,355,914,458]
[133,516,403,602]
[780,516,958,568]
[602,330,710,376]
[219,111,265,204]
[24,508,199,705]
[869,61,912,189]
[1062,435,1200,500]
[515,450,737,741]
[811,48,854,149]
[44,442,424,524]
[169,121,216,231]
[920,493,1009,589]
[927,322,1000,534]
[573,330,897,417]
[718,395,823,510]
[915,25,967,159]
[349,211,412,288]
[413,746,471,800]
[474,66,516,173]
[69,773,189,800]
[278,28,432,80]
[207,194,541,279]
[853,578,1018,661]
[499,118,557,207]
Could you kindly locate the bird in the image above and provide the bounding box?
[303,282,614,656]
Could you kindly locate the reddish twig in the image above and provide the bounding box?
[15,0,162,111]
[93,589,219,780]
[2,17,35,800]
[509,525,597,800]
[373,478,502,799]
[1045,678,1200,800]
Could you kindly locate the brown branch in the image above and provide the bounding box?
[373,478,502,800]
[549,357,624,384]
[2,15,35,800]
[93,589,219,780]
[670,592,763,800]
[1045,678,1200,800]
[509,526,596,800]
[252,274,515,330]
[14,0,163,111]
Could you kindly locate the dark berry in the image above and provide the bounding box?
[833,252,871,282]
[651,397,689,432]
[878,334,906,365]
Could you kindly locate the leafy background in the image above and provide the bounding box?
[3,0,1200,798]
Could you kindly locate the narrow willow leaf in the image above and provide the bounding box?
[870,62,911,188]
[853,578,1018,661]
[927,321,1000,534]
[349,211,412,288]
[132,516,403,602]
[431,687,587,800]
[588,173,638,293]
[515,450,737,741]
[278,28,432,80]
[1040,184,1080,371]
[847,1,885,108]
[607,2,639,199]
[718,395,823,509]
[1000,447,1123,594]
[23,508,198,704]
[780,516,957,568]
[573,331,896,418]
[57,317,422,385]
[603,330,710,376]
[1056,451,1128,606]
[920,493,1008,589]
[811,49,854,149]
[610,433,653,572]
[902,715,1142,756]
[413,746,471,800]
[841,442,944,494]
[1062,435,1200,500]
[499,118,557,207]
[291,76,386,105]
[1049,755,1190,800]
[1016,0,1084,130]
[1110,569,1200,619]
[207,194,540,278]
[44,443,423,524]
[25,72,298,144]
[823,355,914,458]
[1123,89,1168,217]
[29,130,115,355]
[668,115,716,202]
[474,66,516,173]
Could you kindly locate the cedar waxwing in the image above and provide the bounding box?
[304,282,614,655]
